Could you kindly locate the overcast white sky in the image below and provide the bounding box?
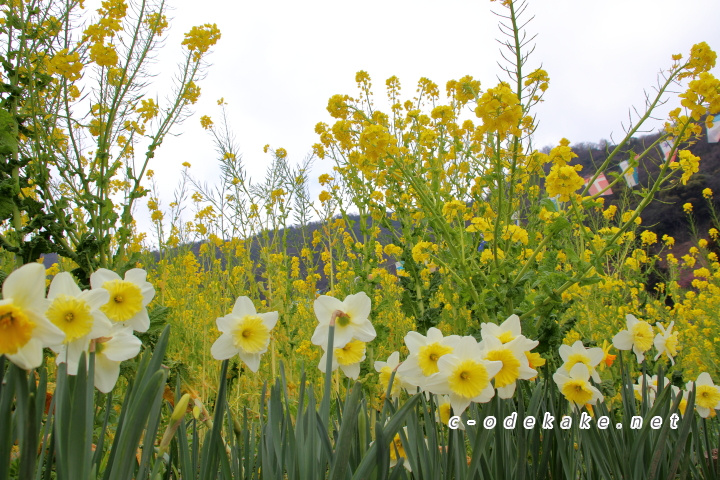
[134,0,720,235]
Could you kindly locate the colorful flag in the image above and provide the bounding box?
[585,173,613,196]
[659,140,677,162]
[708,115,720,144]
[619,159,638,188]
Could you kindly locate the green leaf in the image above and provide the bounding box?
[548,216,571,235]
[329,382,363,480]
[0,357,15,480]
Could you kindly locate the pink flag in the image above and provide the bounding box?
[585,173,613,196]
[659,140,677,162]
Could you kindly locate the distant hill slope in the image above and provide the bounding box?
[568,128,720,244]
[41,126,720,293]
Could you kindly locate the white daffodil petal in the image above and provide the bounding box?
[48,272,82,299]
[497,383,516,399]
[568,362,592,381]
[211,333,238,360]
[314,295,344,324]
[261,311,279,330]
[387,351,400,366]
[232,296,257,318]
[101,333,141,362]
[344,292,371,320]
[500,314,522,335]
[351,320,376,342]
[404,331,426,352]
[341,362,361,379]
[697,372,713,386]
[124,269,155,305]
[80,288,111,310]
[331,326,354,350]
[311,324,330,347]
[7,338,44,371]
[90,268,120,289]
[127,307,150,333]
[3,263,46,309]
[612,331,633,350]
[238,351,262,372]
[216,314,236,333]
[450,396,472,417]
[95,355,121,393]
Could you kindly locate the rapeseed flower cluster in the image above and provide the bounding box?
[182,24,221,61]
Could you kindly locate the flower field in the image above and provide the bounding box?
[2,0,720,478]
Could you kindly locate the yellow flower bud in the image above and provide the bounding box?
[171,393,192,423]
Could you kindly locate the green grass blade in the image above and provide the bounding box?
[200,359,229,480]
[329,382,362,480]
[668,388,696,478]
[17,367,36,480]
[0,356,12,480]
[92,392,113,470]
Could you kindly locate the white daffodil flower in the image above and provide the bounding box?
[612,314,654,363]
[311,292,376,349]
[90,268,155,333]
[654,321,678,365]
[686,372,720,418]
[397,327,461,388]
[0,263,64,370]
[374,351,412,398]
[479,335,539,399]
[93,327,142,393]
[480,314,523,344]
[319,338,366,379]
[423,336,502,416]
[558,340,604,383]
[389,427,412,472]
[435,394,463,430]
[47,272,113,373]
[211,296,278,372]
[633,374,670,406]
[553,363,604,412]
[674,386,689,416]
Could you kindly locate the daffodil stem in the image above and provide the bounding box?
[321,322,335,430]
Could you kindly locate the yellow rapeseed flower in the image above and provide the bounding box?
[200,115,213,129]
[182,24,221,60]
[640,231,658,246]
[47,49,83,80]
[89,42,118,67]
[474,82,523,138]
[546,164,584,202]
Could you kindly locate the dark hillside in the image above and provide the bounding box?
[40,125,720,294]
[567,126,720,245]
